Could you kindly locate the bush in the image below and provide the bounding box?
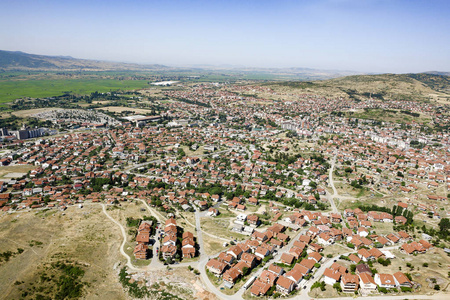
[379,287,388,294]
[377,257,391,266]
[333,282,342,292]
[400,286,412,292]
[311,281,326,291]
[423,262,428,267]
[434,284,440,290]
[327,254,333,258]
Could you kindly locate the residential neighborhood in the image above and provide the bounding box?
[0,78,448,300]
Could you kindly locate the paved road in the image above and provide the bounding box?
[182,211,229,242]
[196,210,239,300]
[136,199,166,269]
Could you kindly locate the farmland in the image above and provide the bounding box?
[0,77,150,104]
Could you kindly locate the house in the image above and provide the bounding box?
[247,214,260,226]
[280,253,295,265]
[136,232,150,244]
[308,251,323,263]
[227,245,244,260]
[276,276,295,294]
[341,274,359,292]
[323,268,341,285]
[359,272,377,293]
[207,207,219,217]
[255,246,271,259]
[317,232,334,246]
[374,273,397,289]
[393,272,412,288]
[162,233,177,246]
[241,252,258,268]
[285,268,303,285]
[329,262,347,274]
[161,244,177,259]
[299,258,315,272]
[356,264,372,276]
[251,279,272,297]
[268,264,284,276]
[358,248,374,262]
[206,258,227,276]
[368,247,384,259]
[386,233,400,244]
[182,247,196,258]
[218,252,235,265]
[133,244,149,259]
[348,254,361,264]
[223,267,241,287]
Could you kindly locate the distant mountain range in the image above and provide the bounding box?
[0,50,448,83]
[0,50,361,79]
[0,50,168,71]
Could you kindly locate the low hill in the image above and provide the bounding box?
[269,73,450,103]
[0,50,168,71]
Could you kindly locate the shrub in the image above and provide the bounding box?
[400,286,412,292]
[333,282,342,292]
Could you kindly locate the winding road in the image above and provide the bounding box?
[326,153,339,213]
[101,204,141,271]
[101,152,449,300]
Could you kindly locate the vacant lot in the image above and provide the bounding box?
[375,248,449,295]
[200,217,246,242]
[11,108,58,118]
[0,165,36,180]
[0,204,126,299]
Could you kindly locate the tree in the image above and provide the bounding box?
[333,282,342,292]
[165,257,173,265]
[439,218,449,232]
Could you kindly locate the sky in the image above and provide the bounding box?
[0,0,449,73]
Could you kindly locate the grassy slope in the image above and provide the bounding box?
[0,205,126,300]
[269,73,450,103]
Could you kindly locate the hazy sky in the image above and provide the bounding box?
[1,0,449,73]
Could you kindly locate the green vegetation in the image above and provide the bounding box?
[333,282,342,292]
[0,248,24,263]
[17,261,86,300]
[311,281,326,291]
[0,78,150,104]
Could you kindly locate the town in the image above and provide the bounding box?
[0,79,449,300]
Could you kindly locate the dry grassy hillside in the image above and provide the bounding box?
[268,73,450,104]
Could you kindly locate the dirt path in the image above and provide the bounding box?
[101,204,140,272]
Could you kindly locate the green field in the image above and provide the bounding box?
[0,78,150,103]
